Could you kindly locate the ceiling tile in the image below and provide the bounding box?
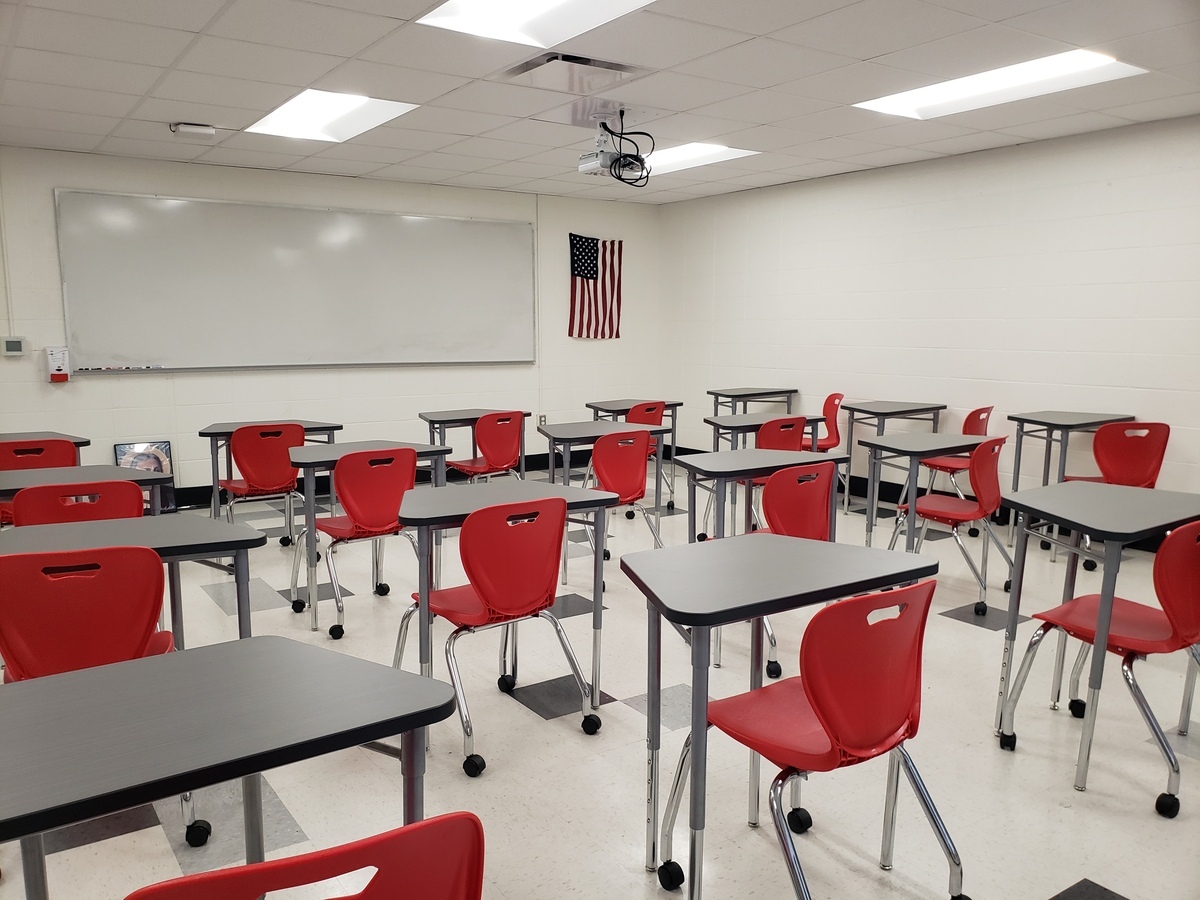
[773,0,985,60]
[430,81,574,118]
[194,147,308,168]
[1105,92,1200,122]
[110,118,227,144]
[649,0,856,35]
[5,48,165,95]
[217,132,333,155]
[0,124,104,152]
[13,7,196,66]
[918,0,1072,21]
[598,72,754,112]
[26,0,228,31]
[132,98,263,131]
[694,124,813,152]
[361,23,537,78]
[175,36,343,85]
[390,105,518,136]
[344,125,461,152]
[0,105,120,135]
[0,4,16,44]
[437,136,546,161]
[309,142,418,164]
[151,71,296,111]
[776,62,936,105]
[781,135,896,159]
[302,0,431,17]
[442,172,531,189]
[481,118,593,147]
[937,95,1083,129]
[689,90,835,125]
[93,136,211,160]
[521,147,591,167]
[0,81,141,118]
[1061,73,1199,111]
[845,146,943,166]
[555,11,752,70]
[774,104,897,136]
[675,38,856,89]
[366,162,464,182]
[775,158,871,177]
[642,112,750,141]
[314,60,469,104]
[861,118,976,145]
[912,131,1027,153]
[285,157,386,176]
[999,110,1138,139]
[208,0,401,56]
[873,24,1073,78]
[1004,0,1200,46]
[1098,23,1200,71]
[400,151,494,173]
[482,160,573,179]
[506,178,593,195]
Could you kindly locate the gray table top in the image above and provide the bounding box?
[290,440,450,469]
[419,409,531,425]
[401,480,619,527]
[0,465,172,501]
[843,400,946,416]
[707,387,798,399]
[0,515,266,558]
[1006,410,1135,429]
[0,636,456,842]
[704,412,826,432]
[199,420,342,438]
[1003,482,1200,543]
[621,533,938,626]
[0,432,89,447]
[857,433,990,457]
[538,420,669,442]
[675,448,848,479]
[585,399,684,413]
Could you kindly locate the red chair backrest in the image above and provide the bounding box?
[12,480,145,526]
[755,416,808,452]
[460,498,565,623]
[475,412,522,471]
[0,546,165,682]
[800,580,936,763]
[963,406,993,436]
[334,449,417,533]
[1093,422,1170,488]
[122,812,485,900]
[626,401,665,427]
[966,437,1007,517]
[819,393,843,449]
[762,463,835,541]
[592,431,650,505]
[1153,519,1200,648]
[0,439,77,471]
[229,424,304,492]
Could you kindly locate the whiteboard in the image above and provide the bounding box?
[55,191,536,370]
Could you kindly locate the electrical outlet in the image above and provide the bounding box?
[538,414,547,425]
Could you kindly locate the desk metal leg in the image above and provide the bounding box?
[904,456,921,553]
[747,616,764,827]
[433,456,445,585]
[519,428,526,479]
[865,448,879,547]
[234,550,252,639]
[712,479,726,668]
[843,415,857,514]
[303,467,318,632]
[654,439,664,510]
[208,437,221,518]
[591,506,607,710]
[1009,424,1025,545]
[167,561,185,650]
[1050,430,1072,562]
[688,625,711,900]
[997,514,1030,734]
[20,834,49,900]
[402,727,425,824]
[668,409,678,499]
[547,437,557,485]
[1075,540,1122,790]
[243,773,265,864]
[418,527,433,681]
[687,476,698,544]
[646,604,662,871]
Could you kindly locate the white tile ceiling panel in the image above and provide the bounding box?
[773,0,985,60]
[437,136,546,161]
[310,142,421,164]
[999,111,1137,140]
[643,112,751,141]
[132,98,264,131]
[365,162,463,181]
[782,135,897,160]
[93,136,211,161]
[675,39,857,89]
[1098,24,1200,72]
[195,147,308,168]
[1061,73,1199,112]
[217,133,333,155]
[481,118,593,148]
[151,71,297,112]
[0,81,141,119]
[912,130,1026,153]
[109,119,225,143]
[862,119,977,146]
[345,125,461,152]
[0,105,120,135]
[398,151,495,172]
[208,0,400,57]
[431,81,574,118]
[649,0,858,35]
[697,124,821,153]
[390,105,517,136]
[314,60,469,104]
[690,91,834,126]
[303,0,431,18]
[14,8,195,67]
[777,63,937,105]
[937,96,1084,130]
[555,12,751,70]
[1004,0,1200,46]
[775,159,871,178]
[482,160,573,179]
[0,124,103,152]
[918,0,1072,21]
[873,24,1073,79]
[520,147,592,167]
[531,98,672,129]
[285,157,387,176]
[508,178,593,195]
[176,37,343,85]
[361,24,536,79]
[1107,93,1200,123]
[442,172,531,189]
[598,72,753,112]
[845,145,943,166]
[6,49,165,95]
[775,104,899,136]
[0,4,16,44]
[27,0,228,31]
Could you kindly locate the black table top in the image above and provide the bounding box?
[0,636,456,842]
[857,433,989,457]
[538,421,670,442]
[707,387,798,399]
[1003,482,1200,543]
[0,515,266,558]
[843,400,946,416]
[0,432,89,447]
[290,440,451,468]
[0,465,172,501]
[1006,410,1135,429]
[401,480,619,527]
[621,533,938,626]
[419,409,532,424]
[199,420,343,438]
[704,412,825,432]
[675,448,848,479]
[585,399,684,413]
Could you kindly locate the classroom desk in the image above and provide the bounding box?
[841,401,946,514]
[419,409,531,478]
[289,440,451,632]
[200,420,342,519]
[0,433,90,463]
[586,399,683,505]
[622,534,937,899]
[858,433,989,551]
[0,464,173,514]
[707,387,797,416]
[996,482,1200,790]
[703,412,825,452]
[400,480,618,709]
[0,636,456,900]
[0,516,265,647]
[539,420,669,510]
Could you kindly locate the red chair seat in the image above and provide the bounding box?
[906,493,984,527]
[815,435,839,452]
[921,454,969,475]
[708,678,839,773]
[315,515,402,541]
[420,584,493,628]
[218,477,295,497]
[1034,594,1179,656]
[446,457,494,476]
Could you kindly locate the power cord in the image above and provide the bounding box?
[599,110,653,187]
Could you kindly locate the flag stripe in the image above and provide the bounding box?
[568,233,622,340]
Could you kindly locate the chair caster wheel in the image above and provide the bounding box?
[999,732,1016,751]
[602,581,606,592]
[1004,579,1012,592]
[626,509,636,520]
[291,599,306,613]
[968,527,980,537]
[1156,792,1180,818]
[657,860,684,890]
[463,754,486,777]
[280,535,292,547]
[787,807,812,834]
[667,500,675,510]
[1040,539,1051,550]
[497,674,516,693]
[375,582,390,596]
[766,660,782,679]
[329,624,344,640]
[1069,698,1086,718]
[697,533,707,542]
[973,601,988,616]
[951,894,973,900]
[582,714,601,735]
[603,549,611,561]
[1083,559,1097,571]
[185,819,212,847]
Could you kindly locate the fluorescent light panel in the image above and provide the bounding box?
[648,143,759,175]
[418,0,653,48]
[854,50,1147,120]
[246,89,418,142]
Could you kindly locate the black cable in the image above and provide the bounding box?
[599,110,654,187]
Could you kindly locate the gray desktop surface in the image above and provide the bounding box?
[675,448,846,479]
[419,409,531,424]
[857,433,989,456]
[585,399,684,413]
[538,421,669,442]
[199,420,342,438]
[1006,410,1136,429]
[290,440,450,467]
[1003,482,1200,543]
[0,465,171,501]
[0,433,90,447]
[704,412,825,431]
[843,401,946,416]
[707,387,797,399]
[401,480,619,527]
[0,515,265,557]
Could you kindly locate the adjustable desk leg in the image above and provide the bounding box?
[402,727,425,824]
[234,550,252,639]
[646,604,662,871]
[304,467,318,632]
[843,415,857,514]
[1075,540,1122,790]
[208,437,221,518]
[20,834,49,900]
[997,514,1030,734]
[748,616,764,827]
[865,448,879,548]
[904,456,921,553]
[243,773,264,864]
[712,478,726,668]
[687,626,711,900]
[167,561,185,649]
[418,527,433,681]
[590,506,607,710]
[1009,424,1025,545]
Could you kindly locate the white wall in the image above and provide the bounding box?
[0,148,671,488]
[661,115,1200,492]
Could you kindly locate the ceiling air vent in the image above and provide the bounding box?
[502,54,648,93]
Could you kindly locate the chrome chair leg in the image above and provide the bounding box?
[1179,646,1200,735]
[1001,624,1054,738]
[1050,628,1067,710]
[1122,653,1182,802]
[1068,642,1091,707]
[537,610,592,716]
[636,502,664,549]
[659,731,693,866]
[895,744,964,898]
[763,616,780,674]
[445,628,475,758]
[324,539,345,635]
[289,526,306,607]
[880,750,901,870]
[392,601,418,669]
[769,769,814,900]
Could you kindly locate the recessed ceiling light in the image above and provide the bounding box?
[854,50,1147,120]
[648,143,759,176]
[418,0,653,48]
[246,89,418,142]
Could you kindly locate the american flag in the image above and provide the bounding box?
[568,232,622,339]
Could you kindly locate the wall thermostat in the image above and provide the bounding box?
[2,336,27,356]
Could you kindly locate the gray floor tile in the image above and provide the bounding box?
[622,684,697,732]
[940,601,1029,631]
[1049,880,1130,900]
[509,674,616,720]
[548,592,603,620]
[45,806,160,854]
[276,582,355,603]
[201,576,296,615]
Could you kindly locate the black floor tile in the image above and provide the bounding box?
[940,601,1029,631]
[509,674,616,720]
[548,593,604,620]
[1049,880,1130,900]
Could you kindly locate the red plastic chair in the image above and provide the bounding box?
[815,393,843,453]
[12,480,145,526]
[1066,422,1170,488]
[920,406,993,499]
[392,498,599,777]
[761,462,836,541]
[591,430,662,549]
[446,411,522,481]
[626,401,673,506]
[1001,519,1200,820]
[0,438,78,525]
[122,812,485,900]
[218,424,306,547]
[289,449,418,639]
[656,581,967,900]
[890,437,1013,616]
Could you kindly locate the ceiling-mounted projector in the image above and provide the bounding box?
[578,111,653,187]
